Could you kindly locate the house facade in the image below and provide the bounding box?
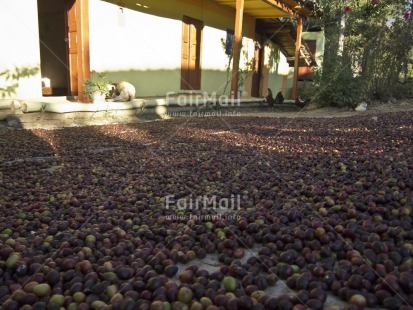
[0,0,322,102]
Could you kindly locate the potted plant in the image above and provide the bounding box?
[83,71,110,103]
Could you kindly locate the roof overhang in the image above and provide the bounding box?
[213,0,322,19]
[214,0,297,18]
[214,0,322,67]
[256,19,317,67]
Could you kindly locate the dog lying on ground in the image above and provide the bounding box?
[107,81,136,102]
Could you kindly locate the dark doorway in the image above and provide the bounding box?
[251,38,264,97]
[37,0,69,96]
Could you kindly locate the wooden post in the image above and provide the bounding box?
[281,74,288,97]
[230,0,244,99]
[291,17,303,100]
[76,0,90,102]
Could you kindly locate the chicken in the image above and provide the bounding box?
[266,88,275,109]
[295,97,311,109]
[266,88,284,110]
[275,91,284,105]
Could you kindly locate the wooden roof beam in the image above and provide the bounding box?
[262,0,301,18]
[245,10,287,18]
[258,26,292,33]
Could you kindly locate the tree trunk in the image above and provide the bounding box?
[338,0,346,58]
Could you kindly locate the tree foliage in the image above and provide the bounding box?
[313,0,413,107]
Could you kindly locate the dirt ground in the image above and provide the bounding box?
[1,99,413,131]
[1,99,412,309]
[245,99,413,118]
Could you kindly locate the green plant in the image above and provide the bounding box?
[310,0,413,105]
[314,56,365,108]
[83,71,110,98]
[221,37,234,95]
[238,47,254,90]
[220,38,254,95]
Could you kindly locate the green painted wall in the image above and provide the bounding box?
[302,30,325,65]
[263,42,291,99]
[0,1,324,101]
[91,0,256,97]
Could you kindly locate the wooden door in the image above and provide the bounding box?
[64,0,90,101]
[65,0,78,96]
[181,16,203,90]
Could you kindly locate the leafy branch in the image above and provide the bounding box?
[220,38,254,95]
